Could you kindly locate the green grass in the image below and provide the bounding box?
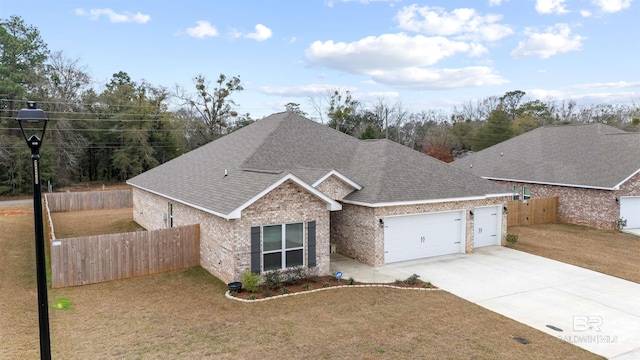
[51,297,73,310]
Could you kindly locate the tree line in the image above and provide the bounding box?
[1,15,638,194]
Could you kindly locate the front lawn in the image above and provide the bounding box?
[508,223,640,283]
[1,204,601,359]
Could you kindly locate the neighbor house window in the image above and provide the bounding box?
[523,186,531,200]
[513,186,521,200]
[168,203,174,228]
[262,223,304,271]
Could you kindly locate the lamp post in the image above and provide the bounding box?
[16,101,51,360]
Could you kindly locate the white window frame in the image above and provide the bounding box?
[513,185,521,200]
[262,222,305,271]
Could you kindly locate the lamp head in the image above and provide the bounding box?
[16,102,48,150]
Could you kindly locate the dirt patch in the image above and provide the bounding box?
[0,209,31,216]
[509,223,640,283]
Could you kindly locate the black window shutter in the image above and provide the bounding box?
[250,226,261,274]
[307,221,316,268]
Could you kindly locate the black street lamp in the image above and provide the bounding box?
[16,101,51,360]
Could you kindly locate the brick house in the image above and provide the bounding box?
[452,123,640,231]
[128,112,510,283]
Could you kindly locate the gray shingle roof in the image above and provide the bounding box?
[128,112,509,216]
[452,123,640,189]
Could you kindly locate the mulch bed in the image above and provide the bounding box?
[229,275,437,301]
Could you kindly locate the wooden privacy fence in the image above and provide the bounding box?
[507,197,558,227]
[45,189,132,212]
[50,225,200,288]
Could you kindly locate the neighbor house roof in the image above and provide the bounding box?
[128,112,510,218]
[452,123,640,190]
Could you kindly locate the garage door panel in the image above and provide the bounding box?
[384,211,464,263]
[620,197,640,229]
[474,206,500,248]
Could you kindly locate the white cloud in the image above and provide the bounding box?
[489,0,504,6]
[511,24,585,59]
[244,24,273,41]
[528,88,639,104]
[368,66,508,89]
[592,0,633,13]
[74,8,150,24]
[535,0,569,14]
[306,33,483,73]
[185,21,219,38]
[580,9,593,17]
[260,84,357,97]
[395,5,513,42]
[305,32,505,90]
[571,80,640,89]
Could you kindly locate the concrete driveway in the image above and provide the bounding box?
[331,247,640,359]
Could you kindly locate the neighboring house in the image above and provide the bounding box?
[452,123,640,231]
[127,112,511,283]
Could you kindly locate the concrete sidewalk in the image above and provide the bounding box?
[330,247,640,359]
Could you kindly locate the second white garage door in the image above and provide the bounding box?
[474,206,500,248]
[383,210,465,263]
[620,197,640,229]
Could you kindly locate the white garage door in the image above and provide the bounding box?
[383,210,464,263]
[474,206,500,248]
[620,197,640,229]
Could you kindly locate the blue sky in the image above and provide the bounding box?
[2,0,639,118]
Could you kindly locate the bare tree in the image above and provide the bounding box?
[174,74,244,142]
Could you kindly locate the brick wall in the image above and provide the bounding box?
[133,188,237,283]
[315,175,356,201]
[495,173,640,230]
[332,198,508,267]
[133,180,331,284]
[238,180,331,279]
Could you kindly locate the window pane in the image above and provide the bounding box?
[263,225,282,251]
[264,253,282,271]
[513,186,520,200]
[285,223,304,249]
[523,187,531,199]
[285,249,304,268]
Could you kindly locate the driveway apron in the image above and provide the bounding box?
[334,246,640,359]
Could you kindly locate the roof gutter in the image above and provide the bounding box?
[127,182,239,220]
[483,177,618,191]
[341,193,513,208]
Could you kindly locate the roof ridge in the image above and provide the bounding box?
[239,113,292,170]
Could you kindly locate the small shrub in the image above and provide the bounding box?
[395,279,404,285]
[303,283,312,291]
[323,282,331,288]
[424,281,434,288]
[405,273,420,285]
[241,271,260,293]
[506,233,518,246]
[280,287,290,294]
[283,266,306,285]
[248,294,256,300]
[263,270,282,291]
[617,218,627,231]
[346,277,355,285]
